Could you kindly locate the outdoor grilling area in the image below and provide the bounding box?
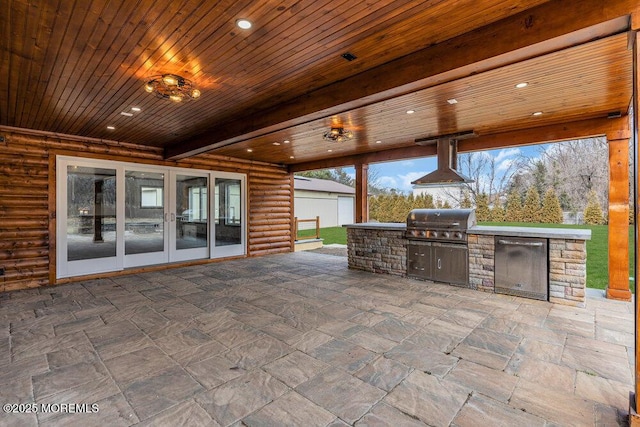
[346,208,591,308]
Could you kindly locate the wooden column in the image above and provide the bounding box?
[606,135,631,301]
[355,163,369,223]
[632,27,640,422]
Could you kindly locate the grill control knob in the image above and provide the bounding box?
[441,231,450,239]
[429,231,438,238]
[412,229,420,237]
[453,232,462,239]
[420,230,427,237]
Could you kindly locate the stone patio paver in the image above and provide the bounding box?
[0,251,634,426]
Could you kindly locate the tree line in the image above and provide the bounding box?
[368,186,606,224]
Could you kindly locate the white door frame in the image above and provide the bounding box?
[56,155,246,278]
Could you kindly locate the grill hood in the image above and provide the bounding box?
[412,136,474,185]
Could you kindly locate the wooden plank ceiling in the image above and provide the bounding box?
[0,0,636,169]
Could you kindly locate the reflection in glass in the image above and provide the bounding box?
[125,171,165,255]
[176,175,208,250]
[67,166,117,261]
[215,178,242,246]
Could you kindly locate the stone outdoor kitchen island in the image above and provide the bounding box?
[345,223,591,308]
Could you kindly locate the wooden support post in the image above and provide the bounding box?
[315,216,320,239]
[606,136,631,301]
[632,28,640,425]
[355,163,369,223]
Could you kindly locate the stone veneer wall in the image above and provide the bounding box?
[468,234,586,308]
[347,228,406,276]
[468,234,495,293]
[347,227,587,308]
[548,238,587,307]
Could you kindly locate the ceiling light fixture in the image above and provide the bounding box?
[532,111,543,116]
[106,126,115,130]
[406,109,415,114]
[375,140,382,144]
[247,148,253,152]
[144,74,201,102]
[283,140,290,144]
[120,111,133,117]
[323,127,353,142]
[236,19,252,29]
[273,142,281,146]
[447,99,458,104]
[131,107,141,112]
[516,82,529,88]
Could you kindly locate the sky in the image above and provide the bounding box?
[343,144,547,193]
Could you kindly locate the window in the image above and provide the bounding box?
[188,186,207,221]
[141,187,163,207]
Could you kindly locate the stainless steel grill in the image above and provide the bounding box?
[406,209,476,286]
[405,209,476,243]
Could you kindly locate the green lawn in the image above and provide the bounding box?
[299,223,635,290]
[297,226,347,244]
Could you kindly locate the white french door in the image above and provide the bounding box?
[57,158,120,277]
[169,170,210,262]
[57,156,244,278]
[211,172,246,258]
[123,167,169,268]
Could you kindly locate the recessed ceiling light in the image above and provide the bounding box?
[283,140,290,144]
[120,111,133,117]
[516,82,528,88]
[131,107,141,112]
[375,140,382,144]
[328,149,333,152]
[290,156,295,159]
[106,126,115,130]
[273,142,280,146]
[447,99,458,104]
[406,110,415,114]
[236,19,252,29]
[532,111,543,116]
[247,148,253,152]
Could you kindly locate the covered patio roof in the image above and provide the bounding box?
[1,0,637,167]
[0,252,633,425]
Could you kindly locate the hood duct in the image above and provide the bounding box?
[412,131,476,185]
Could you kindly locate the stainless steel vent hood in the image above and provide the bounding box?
[412,131,475,185]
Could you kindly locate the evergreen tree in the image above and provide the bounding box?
[541,188,563,223]
[505,190,522,222]
[521,186,542,223]
[460,192,472,209]
[475,193,491,222]
[490,203,506,222]
[584,190,605,225]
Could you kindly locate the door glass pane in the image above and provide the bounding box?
[176,175,208,250]
[125,171,165,255]
[66,166,116,261]
[215,178,242,246]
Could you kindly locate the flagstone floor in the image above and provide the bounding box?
[0,251,634,426]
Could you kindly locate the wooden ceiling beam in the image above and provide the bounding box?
[167,0,637,160]
[288,116,630,172]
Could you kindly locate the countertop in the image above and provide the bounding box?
[344,222,591,240]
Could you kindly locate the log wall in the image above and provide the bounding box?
[0,128,293,293]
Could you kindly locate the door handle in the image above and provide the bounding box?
[171,213,176,222]
[497,239,543,247]
[437,258,441,269]
[164,213,168,222]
